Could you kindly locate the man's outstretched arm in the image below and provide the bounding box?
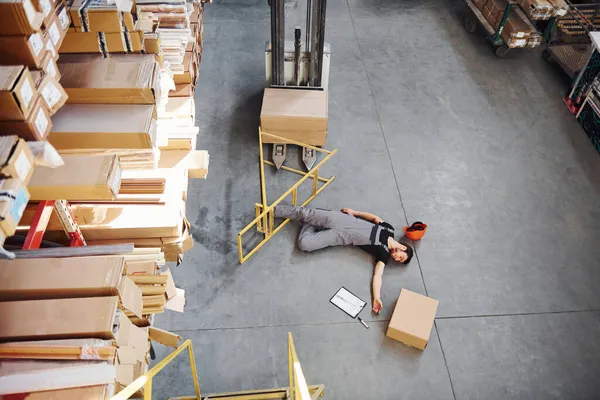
[371,261,385,313]
[341,208,383,224]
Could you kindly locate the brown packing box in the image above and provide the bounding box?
[32,0,54,27]
[0,0,44,35]
[115,314,149,363]
[28,154,122,200]
[386,289,439,350]
[483,6,495,27]
[19,198,186,240]
[487,0,506,23]
[0,296,119,341]
[105,32,128,53]
[518,0,553,19]
[260,88,328,146]
[0,179,30,236]
[0,256,125,300]
[49,104,156,150]
[33,50,60,80]
[503,11,532,39]
[0,66,36,121]
[123,11,135,31]
[68,0,86,29]
[169,83,193,98]
[0,96,52,141]
[38,74,69,115]
[173,51,197,85]
[0,256,142,317]
[56,2,71,33]
[143,33,160,55]
[59,31,103,53]
[86,7,121,33]
[129,30,145,52]
[44,12,68,50]
[59,54,159,104]
[0,33,46,68]
[0,136,35,184]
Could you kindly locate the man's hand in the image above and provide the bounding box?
[341,208,355,216]
[372,298,383,314]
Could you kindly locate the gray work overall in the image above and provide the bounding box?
[274,205,391,252]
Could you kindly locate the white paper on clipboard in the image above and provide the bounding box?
[330,287,366,318]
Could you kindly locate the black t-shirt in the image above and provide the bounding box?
[358,222,395,265]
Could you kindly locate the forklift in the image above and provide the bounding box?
[264,0,330,170]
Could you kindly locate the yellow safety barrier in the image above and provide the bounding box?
[237,129,338,264]
[111,334,323,400]
[110,339,201,400]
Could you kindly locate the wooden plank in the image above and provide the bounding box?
[0,339,116,361]
[149,327,181,348]
[129,275,168,284]
[0,360,115,395]
[139,285,166,295]
[11,244,135,259]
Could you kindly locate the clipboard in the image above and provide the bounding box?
[329,286,366,319]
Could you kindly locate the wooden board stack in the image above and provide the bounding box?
[0,251,185,397]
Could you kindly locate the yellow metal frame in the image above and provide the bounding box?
[111,334,323,400]
[237,129,338,264]
[110,339,201,400]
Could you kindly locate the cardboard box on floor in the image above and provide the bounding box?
[48,103,156,150]
[386,289,438,350]
[28,154,122,200]
[0,66,36,121]
[0,296,119,341]
[0,136,35,184]
[59,54,160,104]
[0,0,44,35]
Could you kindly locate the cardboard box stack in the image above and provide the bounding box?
[472,0,543,48]
[60,0,145,54]
[0,0,71,142]
[517,0,569,20]
[0,252,186,396]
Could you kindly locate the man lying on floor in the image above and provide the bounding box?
[274,205,414,314]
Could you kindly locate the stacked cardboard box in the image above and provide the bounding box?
[472,0,542,48]
[0,0,71,142]
[517,0,569,20]
[60,0,145,54]
[0,253,184,396]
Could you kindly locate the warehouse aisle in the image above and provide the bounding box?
[153,0,600,399]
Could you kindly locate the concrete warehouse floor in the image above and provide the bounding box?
[152,0,600,399]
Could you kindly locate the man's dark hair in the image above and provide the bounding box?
[400,242,413,264]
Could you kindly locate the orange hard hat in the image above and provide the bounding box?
[403,221,427,241]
